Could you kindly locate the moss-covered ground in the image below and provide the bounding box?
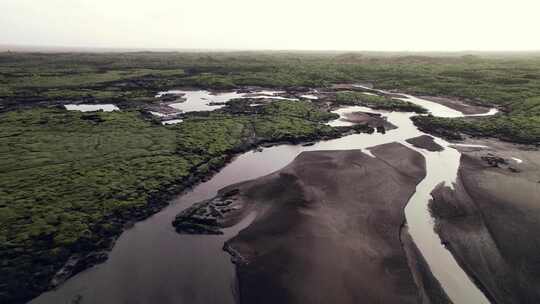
[1,51,540,302]
[2,52,539,142]
[335,91,427,113]
[0,100,348,303]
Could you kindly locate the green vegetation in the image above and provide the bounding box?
[335,91,427,113]
[1,51,540,302]
[2,51,539,142]
[413,112,540,144]
[2,52,540,107]
[0,100,347,303]
[8,69,183,89]
[412,95,540,144]
[0,109,185,302]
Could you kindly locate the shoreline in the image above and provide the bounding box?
[173,144,452,304]
[429,139,540,303]
[24,122,375,304]
[3,51,540,303]
[406,135,444,152]
[14,84,537,303]
[417,95,493,115]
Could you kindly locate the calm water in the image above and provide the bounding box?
[155,90,295,114]
[300,94,319,100]
[64,104,119,112]
[32,90,494,304]
[161,119,183,125]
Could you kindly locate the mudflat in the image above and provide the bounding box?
[343,111,397,131]
[174,143,452,304]
[406,135,444,152]
[430,140,540,303]
[418,96,491,115]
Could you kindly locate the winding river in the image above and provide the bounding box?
[32,89,493,304]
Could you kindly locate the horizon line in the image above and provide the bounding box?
[1,43,540,54]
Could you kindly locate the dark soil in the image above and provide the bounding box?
[175,143,452,304]
[430,152,540,304]
[406,135,444,152]
[418,96,492,115]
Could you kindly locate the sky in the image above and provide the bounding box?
[1,0,539,51]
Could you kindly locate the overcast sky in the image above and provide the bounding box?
[1,0,539,51]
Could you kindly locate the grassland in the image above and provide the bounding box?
[0,100,354,303]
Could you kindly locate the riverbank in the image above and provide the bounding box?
[29,90,499,304]
[174,143,452,304]
[0,100,373,304]
[342,111,397,132]
[2,84,443,303]
[406,135,444,152]
[411,106,540,145]
[430,138,540,303]
[417,96,492,115]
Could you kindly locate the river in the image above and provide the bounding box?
[32,89,493,304]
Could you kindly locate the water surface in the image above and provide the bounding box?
[300,94,319,100]
[155,90,295,114]
[33,90,493,304]
[161,119,183,125]
[64,104,119,112]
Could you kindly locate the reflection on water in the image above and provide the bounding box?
[161,119,183,125]
[155,90,295,114]
[33,91,491,304]
[300,94,318,100]
[511,157,523,164]
[166,90,244,113]
[467,108,499,116]
[327,106,381,127]
[396,94,464,117]
[64,104,119,112]
[32,158,262,304]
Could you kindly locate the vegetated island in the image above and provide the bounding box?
[343,111,397,132]
[173,143,451,304]
[406,135,444,152]
[334,91,427,113]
